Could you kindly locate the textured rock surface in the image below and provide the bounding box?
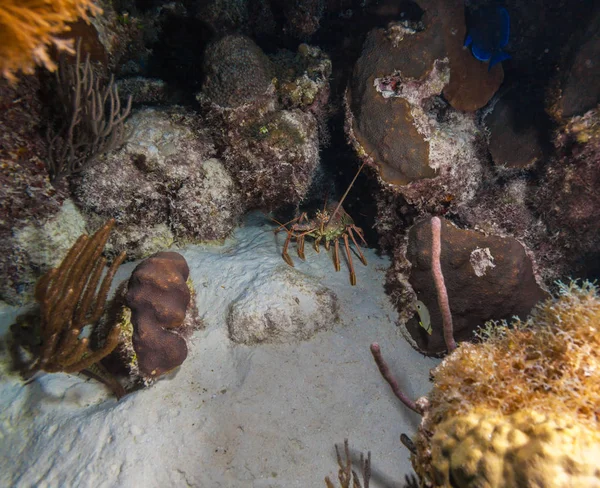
[201,34,273,108]
[403,217,547,355]
[0,76,68,305]
[534,106,600,279]
[272,43,331,115]
[197,39,328,212]
[125,252,191,379]
[4,201,87,305]
[227,268,339,344]
[346,9,489,212]
[346,24,440,186]
[484,87,547,169]
[435,0,504,112]
[548,8,600,120]
[75,107,243,257]
[200,95,321,210]
[116,77,170,105]
[347,0,503,178]
[169,158,243,243]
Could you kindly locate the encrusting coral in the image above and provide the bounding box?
[0,0,101,83]
[372,280,600,487]
[19,219,127,397]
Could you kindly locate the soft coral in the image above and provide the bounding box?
[0,0,101,83]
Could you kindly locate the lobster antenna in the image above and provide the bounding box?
[329,161,366,222]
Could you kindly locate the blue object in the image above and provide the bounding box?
[464,6,511,71]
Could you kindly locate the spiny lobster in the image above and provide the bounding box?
[274,163,367,285]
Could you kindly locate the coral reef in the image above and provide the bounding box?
[116,77,170,105]
[533,106,600,279]
[451,180,556,288]
[8,201,88,304]
[201,34,273,109]
[396,217,547,355]
[482,85,547,169]
[373,282,600,487]
[429,409,600,488]
[46,40,132,181]
[3,0,600,483]
[199,95,321,210]
[490,0,590,83]
[272,43,332,117]
[120,251,197,380]
[345,13,489,212]
[168,158,243,243]
[278,0,326,40]
[197,37,329,211]
[195,0,256,37]
[432,0,504,112]
[547,8,600,121]
[75,106,243,258]
[0,75,70,304]
[345,22,442,186]
[0,0,101,82]
[414,282,600,486]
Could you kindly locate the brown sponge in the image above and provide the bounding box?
[125,252,191,378]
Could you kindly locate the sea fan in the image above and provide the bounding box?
[0,0,101,82]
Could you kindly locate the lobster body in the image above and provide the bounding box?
[276,201,367,285]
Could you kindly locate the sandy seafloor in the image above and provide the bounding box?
[0,212,439,488]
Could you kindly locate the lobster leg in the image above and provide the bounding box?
[297,235,306,260]
[333,239,341,272]
[282,231,295,267]
[314,236,321,253]
[348,227,367,265]
[343,234,357,286]
[351,225,367,246]
[272,214,302,234]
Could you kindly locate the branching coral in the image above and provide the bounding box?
[27,219,126,396]
[325,439,371,488]
[47,39,132,181]
[0,0,102,83]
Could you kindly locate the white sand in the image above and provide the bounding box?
[0,212,438,487]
